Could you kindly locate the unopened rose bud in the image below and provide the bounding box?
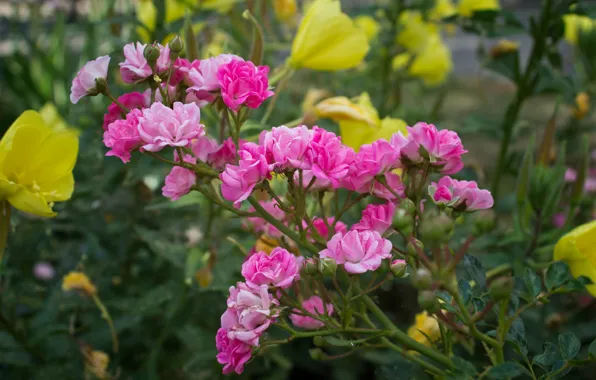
[399,198,416,215]
[390,259,408,277]
[473,210,496,235]
[407,239,424,257]
[318,257,337,276]
[309,348,324,360]
[392,209,413,232]
[144,43,160,63]
[418,290,440,312]
[169,35,184,57]
[304,258,318,275]
[412,268,433,290]
[419,213,454,245]
[313,336,326,347]
[489,277,514,302]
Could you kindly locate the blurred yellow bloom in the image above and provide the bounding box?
[0,111,78,217]
[315,93,379,127]
[204,30,231,57]
[457,0,500,18]
[136,0,209,43]
[431,0,457,21]
[572,92,590,120]
[554,220,596,296]
[563,14,595,45]
[274,0,297,22]
[302,88,332,125]
[354,15,381,41]
[490,39,519,58]
[407,311,441,347]
[255,235,280,254]
[289,0,369,71]
[393,35,453,86]
[396,11,438,53]
[39,103,75,132]
[195,267,214,288]
[62,271,97,296]
[86,350,109,379]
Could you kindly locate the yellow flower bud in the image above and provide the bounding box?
[554,220,596,296]
[274,0,298,22]
[458,0,500,18]
[393,35,453,86]
[315,93,379,127]
[563,14,595,45]
[407,311,441,347]
[86,350,109,379]
[289,0,369,71]
[62,271,97,297]
[572,92,590,120]
[354,15,380,41]
[490,39,520,58]
[396,11,439,53]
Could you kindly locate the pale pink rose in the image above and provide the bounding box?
[218,59,274,111]
[138,102,205,152]
[119,42,170,83]
[70,55,110,104]
[215,327,252,375]
[244,200,286,237]
[259,126,313,171]
[103,109,144,163]
[189,136,219,162]
[428,176,494,211]
[352,202,396,234]
[303,127,356,189]
[344,139,400,193]
[319,230,392,274]
[220,143,270,206]
[188,54,242,92]
[370,172,406,201]
[220,283,279,346]
[241,247,301,289]
[185,90,216,107]
[208,138,239,170]
[391,122,467,174]
[162,161,197,201]
[33,261,55,281]
[102,92,146,130]
[289,295,334,330]
[171,58,201,85]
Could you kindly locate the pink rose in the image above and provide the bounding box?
[259,126,313,171]
[352,202,396,234]
[370,172,406,201]
[103,109,144,163]
[241,247,301,289]
[142,85,176,106]
[244,200,286,237]
[303,127,355,189]
[138,102,205,152]
[345,139,400,193]
[188,54,242,92]
[319,230,392,274]
[171,58,201,86]
[391,122,467,174]
[189,136,219,163]
[208,138,239,170]
[303,217,347,241]
[428,176,494,211]
[289,295,334,330]
[218,59,274,111]
[70,55,110,104]
[162,158,197,201]
[119,42,169,83]
[102,92,146,130]
[220,143,270,206]
[220,283,279,346]
[215,328,252,375]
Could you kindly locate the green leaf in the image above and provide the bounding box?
[487,362,527,379]
[456,255,486,294]
[486,50,520,82]
[185,247,205,284]
[135,284,175,315]
[588,339,596,359]
[549,360,570,379]
[449,356,478,378]
[515,135,535,235]
[533,342,560,369]
[545,262,572,291]
[558,332,581,360]
[523,268,542,299]
[458,279,472,305]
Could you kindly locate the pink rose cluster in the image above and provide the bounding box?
[428,176,494,211]
[217,247,301,374]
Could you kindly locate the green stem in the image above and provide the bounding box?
[92,294,119,353]
[104,89,130,113]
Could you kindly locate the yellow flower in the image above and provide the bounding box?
[0,111,78,217]
[39,103,74,132]
[396,11,439,53]
[289,0,369,71]
[554,220,596,296]
[136,0,211,43]
[203,30,231,57]
[62,271,97,296]
[86,350,109,379]
[274,0,298,22]
[195,267,214,288]
[315,93,380,127]
[302,88,332,125]
[430,0,457,21]
[572,92,590,120]
[407,311,441,347]
[457,0,500,18]
[393,35,453,86]
[563,14,595,45]
[490,39,520,58]
[255,235,280,255]
[354,15,381,41]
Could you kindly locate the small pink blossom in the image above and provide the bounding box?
[319,230,392,274]
[172,58,201,85]
[188,54,242,92]
[208,138,239,170]
[216,328,252,375]
[220,143,270,206]
[391,122,467,174]
[138,102,205,152]
[368,172,406,201]
[33,262,55,281]
[189,136,219,162]
[241,247,301,289]
[162,155,197,201]
[245,200,286,237]
[218,59,274,111]
[308,217,347,240]
[345,139,400,193]
[103,109,144,163]
[102,92,146,130]
[352,202,396,234]
[289,296,334,330]
[260,126,313,171]
[428,176,494,211]
[119,42,169,83]
[70,55,110,104]
[220,283,279,346]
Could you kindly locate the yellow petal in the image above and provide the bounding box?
[7,187,55,218]
[2,125,52,181]
[0,110,47,155]
[274,0,298,22]
[554,220,596,264]
[563,14,594,45]
[396,11,439,53]
[290,0,369,71]
[354,15,380,41]
[402,36,453,86]
[458,0,500,18]
[315,93,379,126]
[339,117,406,152]
[567,259,596,296]
[40,174,75,203]
[430,0,457,21]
